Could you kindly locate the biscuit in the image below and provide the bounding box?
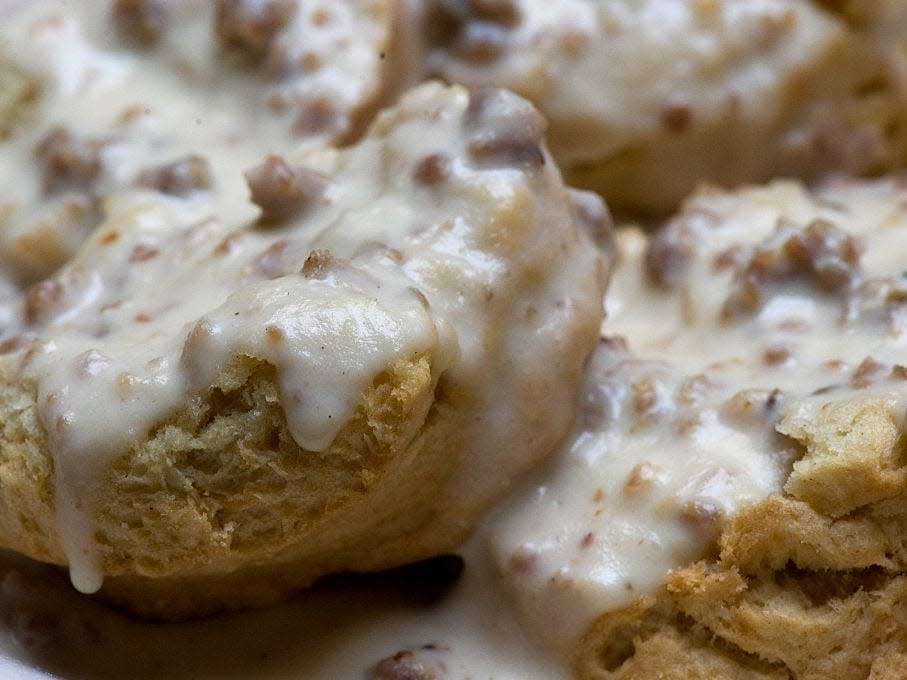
[425,0,907,215]
[0,0,408,284]
[0,81,608,618]
[485,178,907,678]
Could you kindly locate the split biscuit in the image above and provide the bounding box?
[0,82,609,618]
[486,178,907,678]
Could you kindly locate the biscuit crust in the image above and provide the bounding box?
[577,399,907,679]
[574,179,907,679]
[0,83,608,617]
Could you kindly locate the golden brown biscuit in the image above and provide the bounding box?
[0,82,608,618]
[485,178,907,678]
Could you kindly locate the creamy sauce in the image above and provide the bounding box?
[4,1,907,679]
[1,77,595,594]
[428,0,839,165]
[488,345,792,653]
[426,0,907,214]
[0,273,19,338]
[0,542,563,680]
[0,0,606,631]
[0,0,392,284]
[0,2,601,678]
[6,177,907,677]
[0,2,594,676]
[484,178,907,657]
[27,196,446,592]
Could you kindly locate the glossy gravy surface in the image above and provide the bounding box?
[4,1,907,679]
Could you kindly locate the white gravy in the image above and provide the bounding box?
[5,1,907,679]
[486,178,907,658]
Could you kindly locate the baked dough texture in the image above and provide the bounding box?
[576,179,907,680]
[426,0,907,216]
[5,1,907,675]
[0,81,608,618]
[577,409,907,679]
[509,178,907,679]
